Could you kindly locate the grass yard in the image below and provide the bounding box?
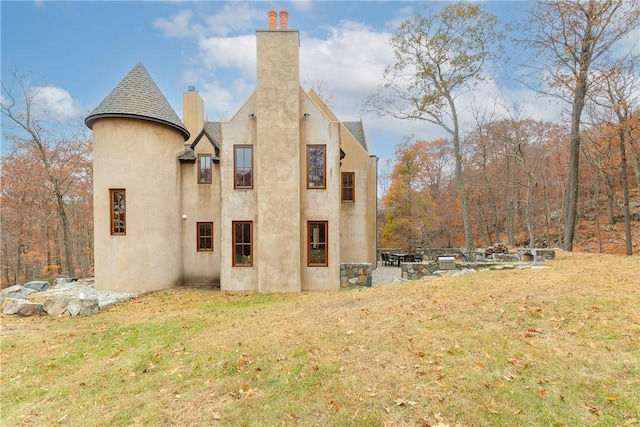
[1,251,639,426]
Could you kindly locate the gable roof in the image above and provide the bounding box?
[85,63,190,141]
[179,121,222,163]
[342,121,367,151]
[191,121,221,151]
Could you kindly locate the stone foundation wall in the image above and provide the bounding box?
[340,263,372,290]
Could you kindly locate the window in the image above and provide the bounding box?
[307,221,328,266]
[307,145,326,188]
[110,189,126,235]
[197,222,213,251]
[232,221,253,266]
[198,154,212,184]
[234,146,253,188]
[341,172,355,202]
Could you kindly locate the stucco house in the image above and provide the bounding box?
[85,10,377,292]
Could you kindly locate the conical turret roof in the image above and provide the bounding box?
[85,63,189,140]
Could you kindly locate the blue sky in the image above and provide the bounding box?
[2,1,634,164]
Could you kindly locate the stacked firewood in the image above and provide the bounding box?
[485,243,509,256]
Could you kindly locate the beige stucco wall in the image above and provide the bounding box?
[180,91,221,286]
[92,118,184,291]
[299,94,341,291]
[219,95,259,291]
[339,124,378,266]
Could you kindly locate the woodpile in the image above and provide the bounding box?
[485,243,509,256]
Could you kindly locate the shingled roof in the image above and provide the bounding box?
[85,63,189,141]
[342,121,367,151]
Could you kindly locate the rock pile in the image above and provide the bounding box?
[1,278,139,317]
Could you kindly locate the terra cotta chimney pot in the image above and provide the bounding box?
[279,10,288,29]
[268,10,277,29]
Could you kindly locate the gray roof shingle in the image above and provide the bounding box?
[85,63,189,141]
[342,121,367,151]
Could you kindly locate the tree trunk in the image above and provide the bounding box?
[448,94,473,249]
[618,125,633,255]
[563,11,595,251]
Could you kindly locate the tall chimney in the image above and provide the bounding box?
[279,10,288,29]
[268,10,277,29]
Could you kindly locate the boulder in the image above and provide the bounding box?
[23,281,50,291]
[1,284,24,296]
[2,298,25,315]
[67,298,82,317]
[44,296,71,317]
[16,302,45,317]
[78,299,99,316]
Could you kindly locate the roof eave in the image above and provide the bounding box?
[85,113,190,141]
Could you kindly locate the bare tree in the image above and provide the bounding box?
[366,3,503,250]
[1,68,91,279]
[523,0,640,251]
[597,57,639,255]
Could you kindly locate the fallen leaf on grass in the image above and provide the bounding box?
[394,398,417,406]
[524,328,540,338]
[508,358,524,367]
[588,405,602,416]
[606,394,617,402]
[536,389,547,398]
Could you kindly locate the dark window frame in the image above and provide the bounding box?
[234,145,253,189]
[232,221,253,266]
[307,145,326,189]
[198,154,212,184]
[307,221,328,267]
[110,189,126,235]
[197,222,213,252]
[341,172,355,202]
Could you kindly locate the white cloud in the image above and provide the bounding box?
[31,86,80,122]
[291,1,314,14]
[155,4,265,39]
[198,34,257,75]
[299,20,393,118]
[154,10,205,38]
[204,3,264,36]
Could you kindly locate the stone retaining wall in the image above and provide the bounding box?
[340,263,372,290]
[401,260,531,280]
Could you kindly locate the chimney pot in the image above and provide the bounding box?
[268,10,277,29]
[279,10,288,29]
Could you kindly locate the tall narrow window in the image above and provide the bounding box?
[110,189,126,235]
[232,221,253,266]
[341,172,355,202]
[308,221,328,266]
[197,222,213,251]
[234,146,253,188]
[307,145,326,188]
[198,154,212,184]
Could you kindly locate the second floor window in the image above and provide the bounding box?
[198,154,212,184]
[341,172,355,202]
[234,146,253,188]
[110,189,126,235]
[307,145,326,188]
